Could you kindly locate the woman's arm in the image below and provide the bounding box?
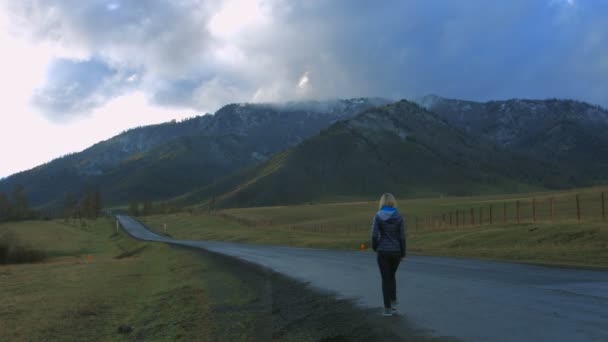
[399,217,406,258]
[371,215,380,251]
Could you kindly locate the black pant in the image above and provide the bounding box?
[377,252,401,308]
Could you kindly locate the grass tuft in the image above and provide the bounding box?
[0,231,46,264]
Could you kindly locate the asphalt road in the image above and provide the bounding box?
[117,215,608,341]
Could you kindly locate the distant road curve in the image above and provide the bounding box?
[117,215,608,342]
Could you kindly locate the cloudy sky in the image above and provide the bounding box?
[1,0,607,177]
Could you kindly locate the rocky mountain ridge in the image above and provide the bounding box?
[415,95,608,147]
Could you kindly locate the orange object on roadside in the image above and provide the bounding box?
[361,243,365,251]
[87,255,92,262]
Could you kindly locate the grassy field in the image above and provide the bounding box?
[0,219,222,340]
[140,186,608,268]
[0,218,419,341]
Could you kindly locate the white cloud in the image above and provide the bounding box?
[87,91,200,130]
[126,73,139,83]
[208,0,270,39]
[192,77,246,110]
[106,2,120,11]
[0,5,203,177]
[0,9,50,107]
[297,71,310,89]
[550,0,575,6]
[0,92,199,178]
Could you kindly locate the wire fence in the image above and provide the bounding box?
[207,190,607,237]
[413,191,607,231]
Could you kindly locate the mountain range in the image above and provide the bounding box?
[416,95,608,184]
[177,100,580,208]
[0,98,390,209]
[2,95,608,211]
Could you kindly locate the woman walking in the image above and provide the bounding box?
[371,193,406,317]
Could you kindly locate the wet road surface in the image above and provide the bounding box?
[117,215,608,341]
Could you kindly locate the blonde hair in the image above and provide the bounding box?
[378,193,397,210]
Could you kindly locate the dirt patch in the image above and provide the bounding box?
[183,246,456,342]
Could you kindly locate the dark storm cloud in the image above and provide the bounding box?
[30,58,139,121]
[5,0,608,121]
[9,0,216,77]
[272,0,608,104]
[150,78,206,108]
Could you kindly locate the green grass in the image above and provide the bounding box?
[143,212,372,249]
[409,222,608,268]
[141,186,608,268]
[0,219,268,340]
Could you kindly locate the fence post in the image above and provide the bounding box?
[449,212,453,226]
[479,207,483,226]
[532,198,536,222]
[602,192,606,222]
[550,197,554,223]
[576,195,581,222]
[456,211,460,228]
[470,208,474,226]
[516,200,520,224]
[489,205,493,225]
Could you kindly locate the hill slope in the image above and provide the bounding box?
[0,98,390,209]
[178,100,571,208]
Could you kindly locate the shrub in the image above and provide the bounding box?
[0,231,46,264]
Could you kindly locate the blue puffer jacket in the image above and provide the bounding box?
[371,206,406,257]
